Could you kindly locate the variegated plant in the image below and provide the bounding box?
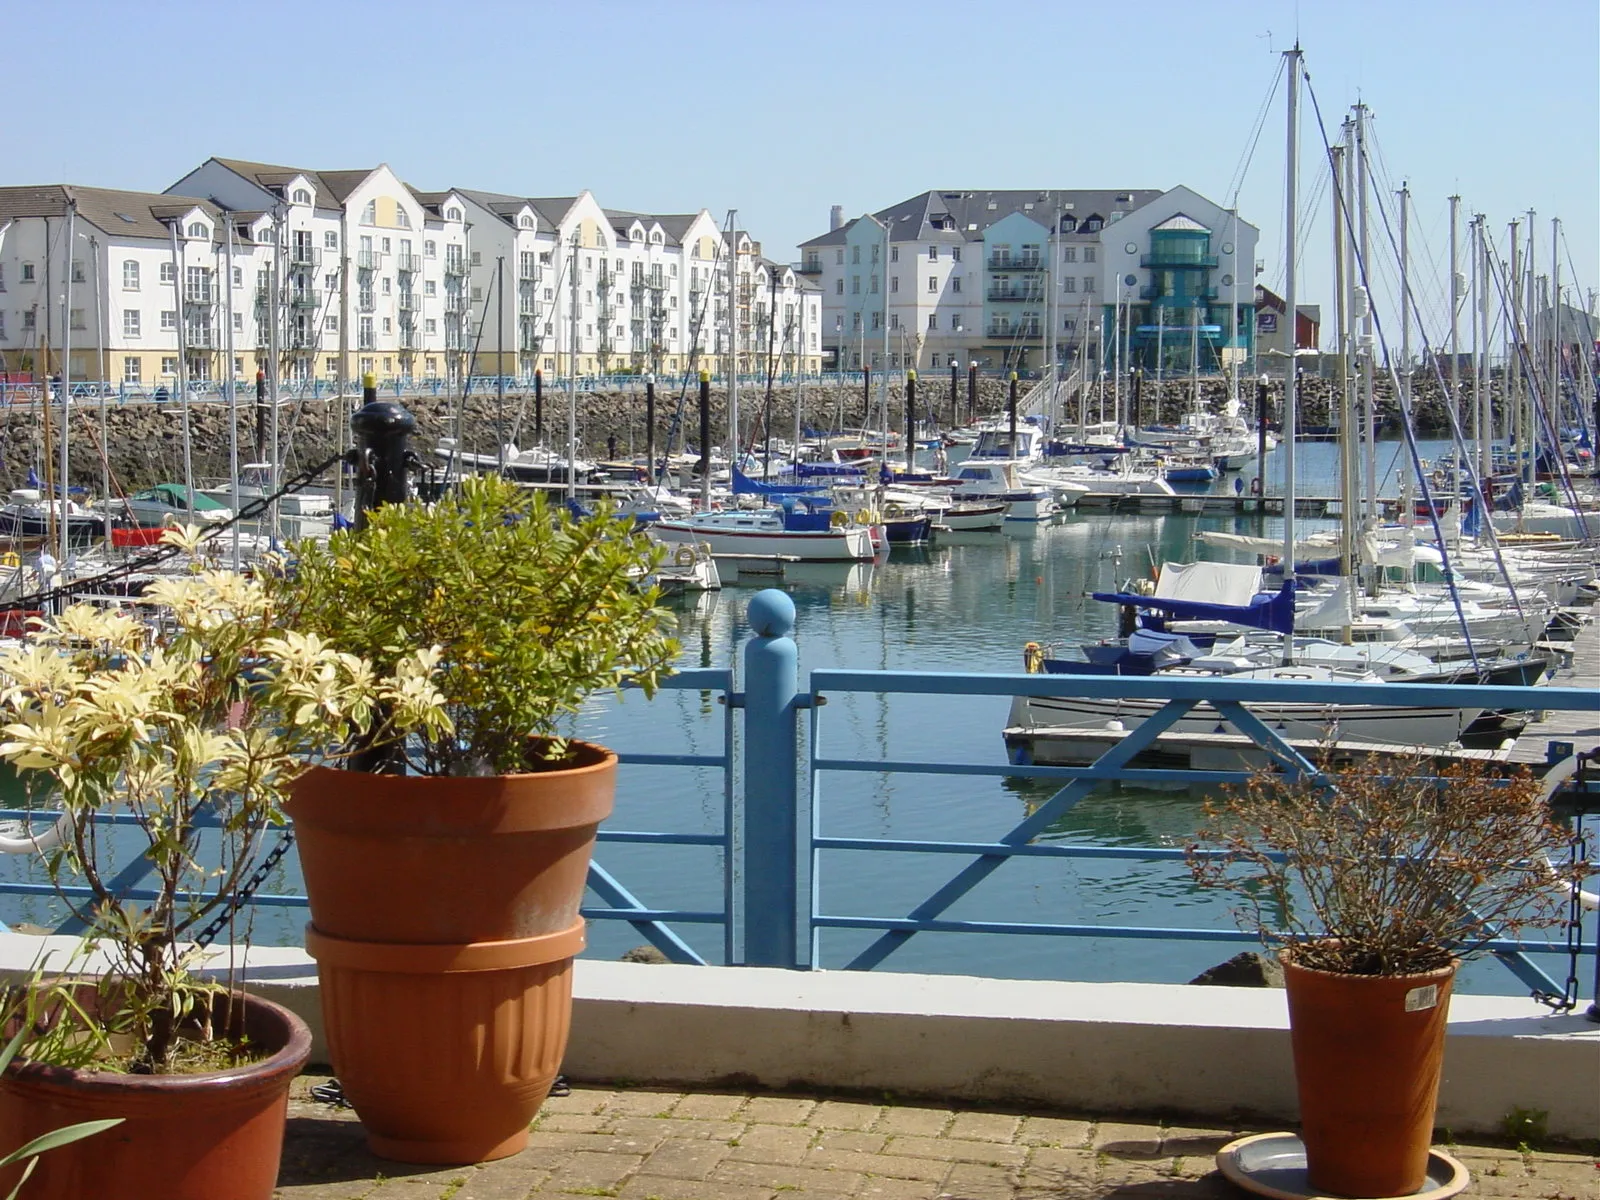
[0,531,450,1071]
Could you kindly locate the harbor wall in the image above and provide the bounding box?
[2,373,1509,493]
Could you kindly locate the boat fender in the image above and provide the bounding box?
[1022,642,1044,673]
[830,510,849,528]
[672,545,696,567]
[0,809,71,856]
[1250,476,1262,496]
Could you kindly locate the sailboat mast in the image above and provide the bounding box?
[1280,44,1302,665]
[1447,195,1461,545]
[1508,220,1522,476]
[1398,182,1413,523]
[728,213,740,462]
[567,229,579,503]
[1524,211,1536,489]
[58,200,76,567]
[224,217,240,570]
[1330,141,1354,605]
[1354,103,1376,545]
[1477,217,1492,482]
[169,219,194,550]
[1549,217,1561,436]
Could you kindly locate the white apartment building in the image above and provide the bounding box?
[167,159,470,384]
[457,192,822,381]
[0,184,261,388]
[800,188,1258,377]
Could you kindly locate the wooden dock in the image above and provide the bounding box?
[1506,607,1600,767]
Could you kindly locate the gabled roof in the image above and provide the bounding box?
[1152,213,1210,233]
[209,158,381,208]
[602,209,681,246]
[0,184,224,241]
[799,188,1164,249]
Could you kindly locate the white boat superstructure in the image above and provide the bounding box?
[650,508,876,561]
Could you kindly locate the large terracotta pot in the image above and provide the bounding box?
[1281,949,1458,1197]
[287,746,616,1164]
[286,743,616,943]
[0,993,310,1200]
[307,922,582,1163]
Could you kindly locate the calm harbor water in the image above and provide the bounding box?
[0,440,1569,995]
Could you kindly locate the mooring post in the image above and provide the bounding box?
[741,588,803,969]
[534,368,544,445]
[350,372,414,530]
[949,360,959,429]
[968,361,978,422]
[905,370,917,470]
[645,374,656,482]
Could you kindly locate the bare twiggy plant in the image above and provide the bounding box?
[1187,753,1588,976]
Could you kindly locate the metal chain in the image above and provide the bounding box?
[1531,818,1588,1012]
[188,828,297,950]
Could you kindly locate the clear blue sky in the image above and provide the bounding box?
[11,0,1596,348]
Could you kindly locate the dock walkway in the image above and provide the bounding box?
[1508,611,1600,767]
[275,1074,1599,1199]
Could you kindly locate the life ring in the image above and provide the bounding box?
[1022,642,1044,673]
[0,553,18,569]
[0,804,71,855]
[854,509,873,526]
[830,510,849,528]
[672,545,696,567]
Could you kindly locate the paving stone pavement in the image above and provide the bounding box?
[274,1074,1600,1200]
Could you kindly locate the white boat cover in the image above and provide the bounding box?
[1154,561,1262,607]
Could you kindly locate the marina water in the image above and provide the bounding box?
[0,440,1568,995]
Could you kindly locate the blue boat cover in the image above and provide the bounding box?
[732,467,829,495]
[1090,579,1297,635]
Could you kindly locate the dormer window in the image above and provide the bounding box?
[446,207,462,222]
[1060,216,1077,233]
[292,188,311,204]
[395,209,411,229]
[361,200,376,224]
[519,216,534,229]
[651,232,662,244]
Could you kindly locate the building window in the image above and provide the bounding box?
[69,308,85,330]
[123,311,140,337]
[0,264,5,290]
[890,246,899,263]
[1083,276,1096,292]
[951,247,961,263]
[161,356,178,376]
[324,316,338,332]
[889,313,899,330]
[851,246,860,264]
[850,276,860,294]
[233,266,243,286]
[123,356,140,383]
[395,210,411,229]
[186,222,206,238]
[382,318,392,334]
[425,240,437,259]
[426,319,437,334]
[870,275,880,294]
[160,263,175,284]
[1064,318,1077,331]
[890,276,899,293]
[122,260,140,290]
[1062,246,1077,262]
[951,315,963,331]
[927,314,938,331]
[835,248,844,265]
[292,188,311,204]
[928,246,939,261]
[425,280,438,296]
[20,264,34,283]
[161,309,177,329]
[927,276,937,292]
[952,277,962,294]
[851,312,861,329]
[22,310,35,331]
[835,279,843,295]
[446,207,462,222]
[323,231,338,250]
[872,312,882,330]
[1083,247,1096,263]
[931,353,941,367]
[382,277,392,294]
[234,312,243,331]
[361,201,376,224]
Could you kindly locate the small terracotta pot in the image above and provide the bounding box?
[0,992,311,1200]
[1281,948,1458,1197]
[306,922,583,1163]
[286,743,616,944]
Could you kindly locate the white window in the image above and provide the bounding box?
[161,356,178,376]
[1083,276,1096,292]
[1083,247,1096,263]
[361,201,376,224]
[928,246,938,261]
[426,319,437,333]
[325,316,338,332]
[122,260,140,290]
[234,357,244,376]
[382,317,392,333]
[161,310,177,329]
[951,315,963,332]
[21,263,35,282]
[471,250,482,266]
[927,276,937,292]
[425,281,437,296]
[186,222,206,238]
[21,310,35,331]
[123,311,140,337]
[446,207,462,222]
[381,237,391,253]
[324,231,338,250]
[851,245,860,264]
[425,240,437,258]
[852,312,861,329]
[835,280,843,295]
[471,287,483,302]
[234,312,243,331]
[293,188,311,204]
[951,247,961,263]
[519,215,534,229]
[382,277,392,294]
[835,248,844,265]
[0,263,6,290]
[927,314,938,330]
[890,276,899,293]
[889,313,898,330]
[890,246,900,263]
[1062,246,1077,262]
[1063,277,1077,292]
[160,262,175,284]
[122,356,140,383]
[952,277,962,294]
[325,273,338,291]
[395,209,411,229]
[69,308,85,329]
[869,275,879,294]
[232,266,242,286]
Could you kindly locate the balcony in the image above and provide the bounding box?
[289,244,317,267]
[398,292,421,312]
[357,333,376,350]
[288,288,321,308]
[184,327,214,349]
[797,259,823,275]
[986,286,1045,303]
[444,294,466,315]
[356,250,383,270]
[358,293,376,313]
[399,329,419,350]
[1140,253,1218,270]
[987,255,1043,270]
[986,323,1042,338]
[443,258,468,278]
[1139,286,1218,302]
[394,251,420,274]
[183,286,214,306]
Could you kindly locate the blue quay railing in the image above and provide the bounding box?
[0,589,1595,1007]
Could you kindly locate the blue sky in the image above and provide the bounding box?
[10,0,1596,346]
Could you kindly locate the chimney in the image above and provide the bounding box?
[829,205,845,231]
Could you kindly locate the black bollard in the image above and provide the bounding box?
[967,362,978,422]
[534,369,544,444]
[1131,368,1143,431]
[1256,376,1269,473]
[905,370,916,470]
[697,370,711,483]
[949,360,959,429]
[350,372,414,531]
[254,369,268,460]
[863,364,871,420]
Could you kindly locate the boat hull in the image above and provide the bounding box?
[651,520,875,561]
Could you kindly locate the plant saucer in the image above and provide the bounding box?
[1215,1132,1469,1200]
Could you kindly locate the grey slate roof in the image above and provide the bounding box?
[798,189,1164,249]
[209,158,378,208]
[0,184,222,241]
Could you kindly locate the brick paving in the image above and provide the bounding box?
[275,1073,1600,1200]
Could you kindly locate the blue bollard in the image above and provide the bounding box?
[741,589,803,968]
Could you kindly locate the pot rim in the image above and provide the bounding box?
[1277,943,1461,983]
[1,990,311,1094]
[298,738,619,785]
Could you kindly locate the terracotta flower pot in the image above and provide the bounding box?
[286,743,616,944]
[0,992,311,1200]
[1281,949,1458,1197]
[306,922,583,1163]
